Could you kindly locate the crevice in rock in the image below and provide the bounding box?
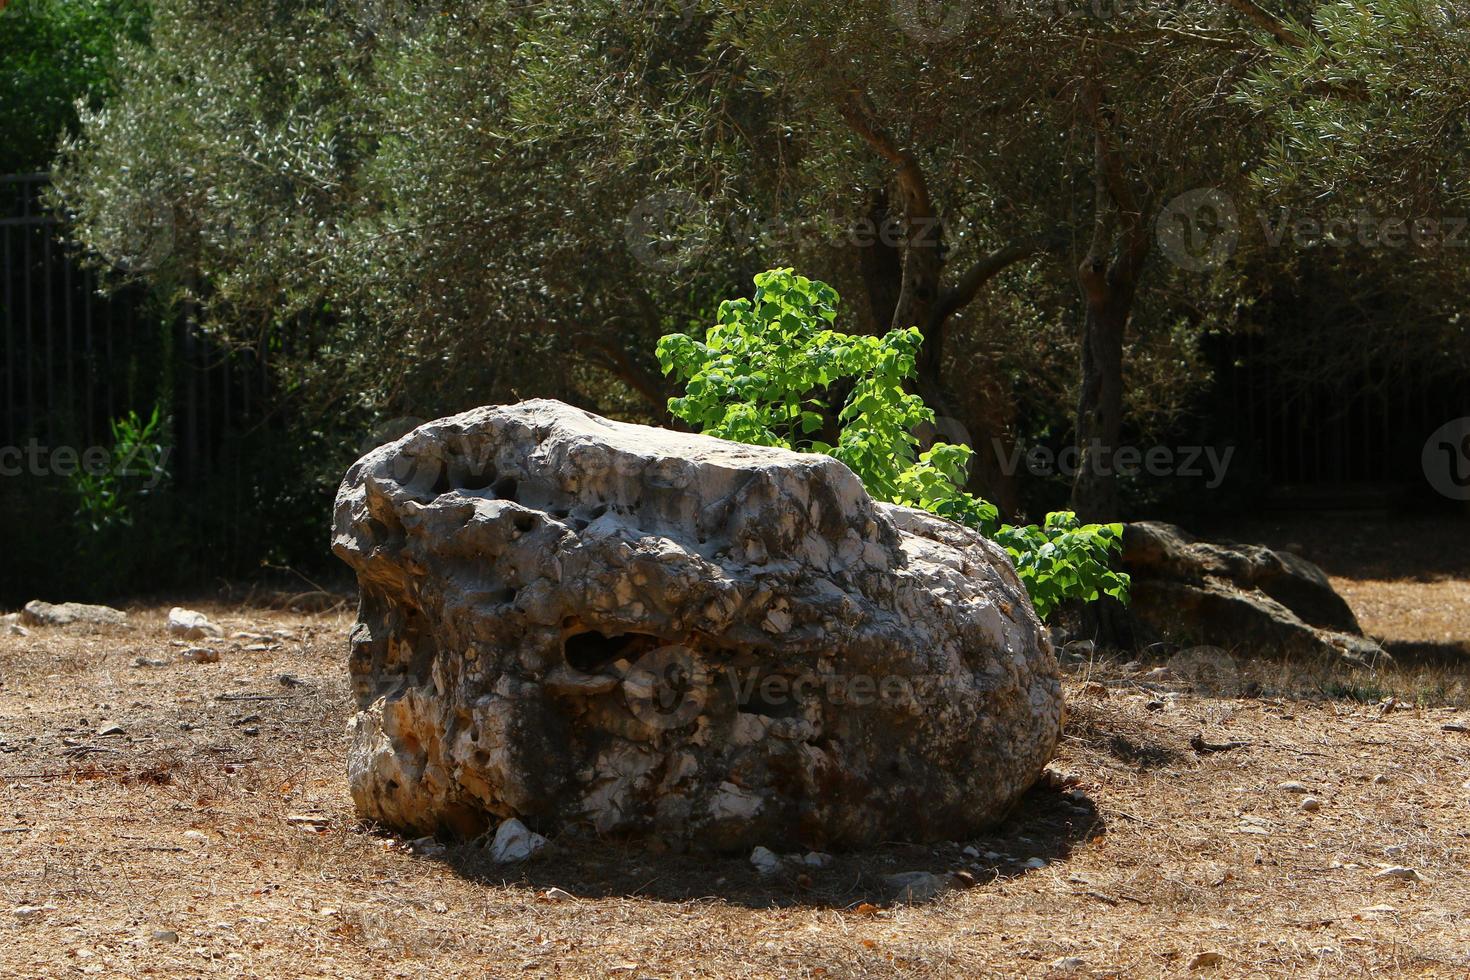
[492,476,520,501]
[454,460,497,492]
[735,669,804,719]
[563,630,660,674]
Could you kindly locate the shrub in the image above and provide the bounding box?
[657,268,1129,620]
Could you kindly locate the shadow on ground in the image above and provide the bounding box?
[420,781,1104,910]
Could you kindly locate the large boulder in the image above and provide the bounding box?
[332,400,1060,852]
[1121,522,1385,665]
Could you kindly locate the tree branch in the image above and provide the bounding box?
[836,91,931,214]
[932,234,1058,326]
[577,330,670,416]
[1215,0,1302,47]
[1080,79,1150,291]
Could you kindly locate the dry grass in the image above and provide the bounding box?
[1,601,1468,978]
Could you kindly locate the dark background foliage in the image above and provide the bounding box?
[2,0,1467,604]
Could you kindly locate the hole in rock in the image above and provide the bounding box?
[430,467,453,497]
[563,630,661,674]
[571,518,590,532]
[587,504,608,519]
[737,671,804,719]
[499,587,518,604]
[513,513,535,534]
[454,461,497,492]
[492,476,519,501]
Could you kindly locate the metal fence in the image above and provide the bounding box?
[1219,328,1469,505]
[1,173,267,485]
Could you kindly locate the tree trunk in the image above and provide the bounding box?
[1069,79,1149,523]
[856,188,903,334]
[838,92,1048,519]
[1070,265,1132,522]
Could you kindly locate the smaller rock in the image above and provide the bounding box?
[1040,768,1081,789]
[1189,951,1224,970]
[962,845,980,859]
[1049,956,1087,973]
[183,830,207,843]
[1372,774,1390,785]
[884,871,950,903]
[1384,844,1407,857]
[1299,796,1323,812]
[286,814,330,829]
[180,648,220,665]
[97,724,125,737]
[1061,639,1095,660]
[13,904,55,921]
[487,818,546,863]
[1145,699,1165,712]
[6,624,28,638]
[21,600,127,628]
[407,836,445,858]
[241,726,260,737]
[801,851,833,868]
[1022,857,1048,870]
[1078,681,1109,700]
[1373,866,1421,882]
[133,657,168,668]
[749,845,782,876]
[151,930,179,944]
[1358,904,1398,917]
[167,607,223,641]
[1442,722,1469,734]
[1277,781,1310,794]
[541,887,575,902]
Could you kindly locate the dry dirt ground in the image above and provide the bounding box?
[1,589,1468,979]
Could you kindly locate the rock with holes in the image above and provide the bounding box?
[332,399,1060,852]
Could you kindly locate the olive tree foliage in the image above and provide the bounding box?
[1234,0,1470,385]
[510,0,1280,519]
[53,0,753,436]
[58,0,1465,529]
[1242,0,1470,214]
[0,0,149,175]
